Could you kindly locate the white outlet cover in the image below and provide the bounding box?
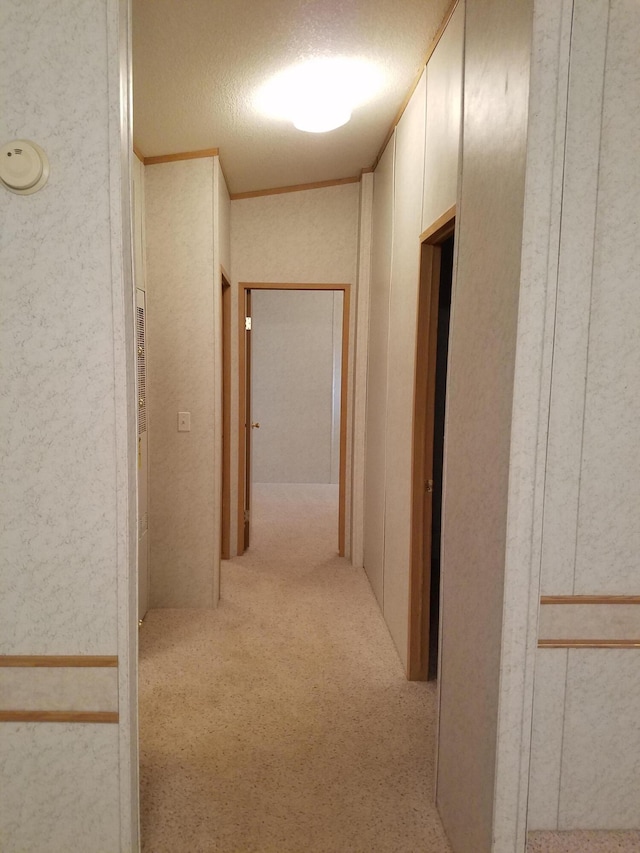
[0,140,49,195]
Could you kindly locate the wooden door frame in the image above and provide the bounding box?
[237,282,351,557]
[407,206,455,681]
[221,271,231,559]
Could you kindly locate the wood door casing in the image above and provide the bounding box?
[221,274,231,559]
[244,289,252,550]
[236,283,350,557]
[408,209,455,681]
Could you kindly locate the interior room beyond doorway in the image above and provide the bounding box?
[236,283,350,557]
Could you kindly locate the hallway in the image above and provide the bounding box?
[139,484,452,852]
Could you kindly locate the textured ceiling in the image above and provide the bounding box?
[132,0,450,194]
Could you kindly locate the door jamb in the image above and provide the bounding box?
[221,271,232,559]
[237,282,351,557]
[407,206,455,681]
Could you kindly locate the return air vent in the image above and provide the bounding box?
[136,295,146,435]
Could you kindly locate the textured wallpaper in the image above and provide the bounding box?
[230,183,359,554]
[145,158,216,607]
[529,0,640,832]
[0,0,136,849]
[434,0,532,850]
[231,184,359,284]
[382,70,427,669]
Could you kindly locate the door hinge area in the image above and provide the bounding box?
[425,479,434,493]
[244,509,250,523]
[245,316,252,331]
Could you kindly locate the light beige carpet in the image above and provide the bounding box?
[139,483,453,852]
[527,831,640,852]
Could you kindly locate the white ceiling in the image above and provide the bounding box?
[132,0,450,194]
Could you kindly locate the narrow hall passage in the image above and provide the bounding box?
[139,484,451,852]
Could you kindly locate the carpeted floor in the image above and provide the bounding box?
[527,831,640,852]
[139,483,453,852]
[139,483,640,853]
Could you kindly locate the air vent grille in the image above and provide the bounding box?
[136,304,146,434]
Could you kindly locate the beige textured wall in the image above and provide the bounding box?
[230,184,360,554]
[0,1,138,849]
[132,153,147,292]
[251,290,340,484]
[145,158,216,607]
[362,4,463,670]
[212,158,231,602]
[132,154,150,620]
[422,4,464,230]
[528,0,640,832]
[381,70,427,667]
[350,173,374,569]
[435,1,534,851]
[363,137,395,608]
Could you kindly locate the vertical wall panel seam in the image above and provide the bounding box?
[556,647,570,828]
[556,0,610,827]
[380,132,397,613]
[545,5,575,830]
[571,1,611,598]
[105,0,138,847]
[435,0,466,803]
[354,176,374,567]
[212,158,220,606]
[511,0,576,839]
[525,0,574,837]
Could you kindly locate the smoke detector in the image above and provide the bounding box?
[0,140,49,195]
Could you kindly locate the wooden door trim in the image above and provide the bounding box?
[407,210,455,681]
[237,287,248,553]
[237,282,351,557]
[221,273,231,559]
[419,205,456,244]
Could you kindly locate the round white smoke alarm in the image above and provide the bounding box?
[0,140,49,195]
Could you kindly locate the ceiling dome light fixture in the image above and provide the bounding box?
[255,57,382,134]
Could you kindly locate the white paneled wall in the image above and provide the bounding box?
[0,1,137,848]
[529,0,640,831]
[382,71,427,666]
[434,0,533,848]
[362,5,464,671]
[350,173,374,569]
[422,1,464,231]
[145,158,217,608]
[132,154,147,293]
[363,137,395,608]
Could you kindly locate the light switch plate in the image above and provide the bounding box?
[178,412,191,432]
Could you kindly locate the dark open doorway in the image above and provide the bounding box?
[408,209,455,681]
[428,233,453,679]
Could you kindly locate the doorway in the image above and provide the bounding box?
[221,272,232,559]
[236,283,350,557]
[408,211,455,681]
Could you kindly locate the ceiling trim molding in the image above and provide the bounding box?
[229,175,361,201]
[371,0,461,171]
[133,144,145,163]
[143,147,220,166]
